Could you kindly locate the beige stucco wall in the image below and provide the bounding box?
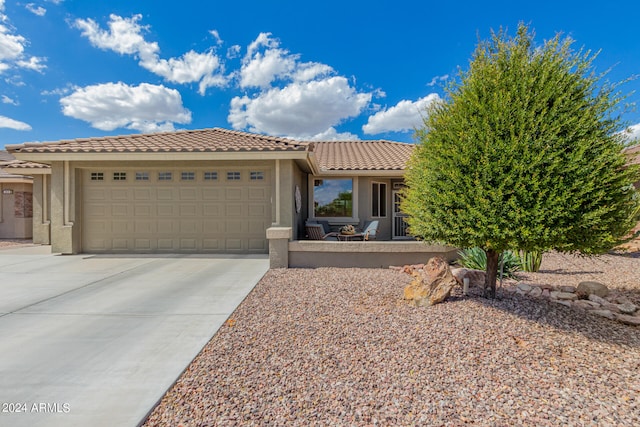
[49,161,77,254]
[32,174,51,244]
[0,182,33,239]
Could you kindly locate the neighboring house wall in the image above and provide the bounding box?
[32,174,51,244]
[0,182,33,239]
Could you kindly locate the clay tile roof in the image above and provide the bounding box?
[0,150,50,170]
[313,140,414,171]
[6,128,310,154]
[625,144,640,165]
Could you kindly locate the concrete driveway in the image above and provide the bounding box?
[0,246,269,427]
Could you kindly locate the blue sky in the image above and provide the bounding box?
[1,0,640,150]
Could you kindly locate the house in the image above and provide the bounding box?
[7,128,457,267]
[0,151,49,239]
[625,143,640,189]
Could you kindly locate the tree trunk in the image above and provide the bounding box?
[484,249,499,298]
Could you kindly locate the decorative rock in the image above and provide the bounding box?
[616,314,640,326]
[551,300,572,307]
[601,302,621,313]
[573,300,596,310]
[450,268,485,288]
[529,287,543,298]
[559,285,576,293]
[550,291,578,301]
[617,302,638,315]
[541,289,551,299]
[588,294,609,305]
[404,257,458,306]
[576,281,609,299]
[517,283,533,293]
[592,310,616,320]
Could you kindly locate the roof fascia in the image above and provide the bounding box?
[314,169,406,177]
[11,150,310,163]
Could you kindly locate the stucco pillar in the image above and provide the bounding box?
[32,174,51,245]
[50,161,76,254]
[266,227,292,268]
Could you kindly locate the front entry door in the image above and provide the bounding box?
[392,190,411,239]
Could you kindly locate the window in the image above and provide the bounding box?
[204,171,218,181]
[113,172,127,181]
[90,172,104,181]
[181,171,195,181]
[313,178,353,218]
[135,172,149,181]
[158,172,172,181]
[250,171,264,180]
[227,171,241,181]
[372,182,387,217]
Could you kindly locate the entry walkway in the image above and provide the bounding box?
[0,246,268,427]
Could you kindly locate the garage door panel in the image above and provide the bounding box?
[180,220,201,233]
[225,239,242,250]
[157,204,175,216]
[83,168,270,253]
[225,204,243,217]
[203,204,220,216]
[111,204,130,216]
[180,188,197,200]
[110,189,129,200]
[202,189,221,200]
[180,204,198,216]
[225,188,242,200]
[134,189,151,200]
[157,239,175,250]
[135,239,152,250]
[157,189,174,200]
[248,188,268,200]
[134,205,152,216]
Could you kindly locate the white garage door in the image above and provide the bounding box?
[82,167,271,253]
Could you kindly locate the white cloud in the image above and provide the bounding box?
[0,9,47,74]
[239,33,297,88]
[59,82,192,132]
[427,74,449,87]
[362,94,441,135]
[0,114,31,130]
[26,4,46,16]
[74,14,226,94]
[16,55,45,72]
[229,76,370,138]
[230,33,372,139]
[2,94,16,104]
[622,123,640,143]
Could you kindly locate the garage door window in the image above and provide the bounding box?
[181,172,195,181]
[227,171,241,181]
[90,172,104,181]
[136,172,149,181]
[204,171,218,181]
[113,172,127,181]
[158,172,172,181]
[250,171,265,181]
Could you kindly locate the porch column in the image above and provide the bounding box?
[266,226,292,268]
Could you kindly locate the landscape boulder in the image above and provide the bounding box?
[404,257,458,306]
[576,281,609,299]
[451,267,486,288]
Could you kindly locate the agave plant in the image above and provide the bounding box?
[519,250,543,272]
[457,247,521,278]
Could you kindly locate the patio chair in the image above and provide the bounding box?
[360,220,379,240]
[305,223,339,241]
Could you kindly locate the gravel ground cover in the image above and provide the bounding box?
[145,251,640,426]
[0,238,33,248]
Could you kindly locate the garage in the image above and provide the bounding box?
[82,166,272,253]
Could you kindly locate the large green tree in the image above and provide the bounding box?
[402,24,640,297]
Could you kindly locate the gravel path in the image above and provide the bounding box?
[144,252,640,426]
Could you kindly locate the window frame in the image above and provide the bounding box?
[371,181,388,218]
[113,172,127,181]
[309,177,358,221]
